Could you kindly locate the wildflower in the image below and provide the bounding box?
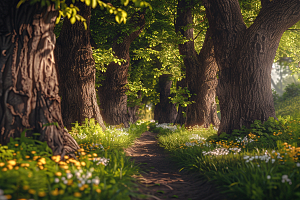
[282,175,292,185]
[267,175,271,179]
[23,185,29,190]
[296,163,300,167]
[28,189,36,195]
[74,192,81,197]
[38,191,46,197]
[7,160,16,166]
[96,189,101,193]
[51,189,59,196]
[92,177,100,185]
[54,178,60,183]
[67,173,73,179]
[55,172,62,177]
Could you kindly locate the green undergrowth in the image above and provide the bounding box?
[152,116,300,200]
[0,119,148,200]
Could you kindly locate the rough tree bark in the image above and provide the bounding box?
[97,12,145,127]
[204,0,300,134]
[0,1,79,156]
[175,0,220,128]
[154,74,178,123]
[174,79,187,125]
[128,90,142,124]
[55,2,105,130]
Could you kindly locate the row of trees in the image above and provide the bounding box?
[1,0,300,156]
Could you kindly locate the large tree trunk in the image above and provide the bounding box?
[128,91,142,124]
[204,0,300,134]
[175,0,220,128]
[154,74,178,123]
[97,12,145,127]
[0,1,79,156]
[55,2,105,130]
[174,79,187,125]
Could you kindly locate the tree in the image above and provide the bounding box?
[174,79,187,125]
[55,1,105,130]
[175,0,219,128]
[97,10,146,127]
[154,74,178,123]
[204,0,300,134]
[0,1,79,155]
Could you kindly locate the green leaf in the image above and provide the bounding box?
[115,15,120,24]
[91,0,97,8]
[55,11,62,24]
[16,0,26,8]
[124,0,129,6]
[85,0,91,6]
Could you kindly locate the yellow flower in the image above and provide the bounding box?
[33,156,39,161]
[96,189,101,193]
[38,191,46,197]
[7,160,16,166]
[79,186,85,191]
[14,166,19,170]
[74,192,82,197]
[81,162,86,166]
[52,155,61,162]
[2,167,7,171]
[55,172,62,176]
[31,151,36,154]
[15,144,19,147]
[39,166,44,170]
[23,185,30,190]
[67,180,73,185]
[0,162,5,167]
[93,153,97,157]
[64,155,69,160]
[38,158,46,165]
[5,195,12,199]
[25,155,30,159]
[51,189,59,196]
[28,189,36,194]
[60,165,69,170]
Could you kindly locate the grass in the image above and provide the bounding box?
[153,115,300,199]
[0,119,148,200]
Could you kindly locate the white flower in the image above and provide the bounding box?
[93,178,100,185]
[243,156,249,160]
[67,173,73,179]
[296,163,300,167]
[86,172,92,178]
[63,180,68,185]
[54,178,60,183]
[267,175,271,179]
[282,175,288,180]
[61,177,66,181]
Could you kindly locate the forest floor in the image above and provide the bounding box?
[125,131,226,200]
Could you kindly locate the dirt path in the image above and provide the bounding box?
[125,131,225,200]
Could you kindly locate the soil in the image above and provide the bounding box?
[125,131,226,200]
